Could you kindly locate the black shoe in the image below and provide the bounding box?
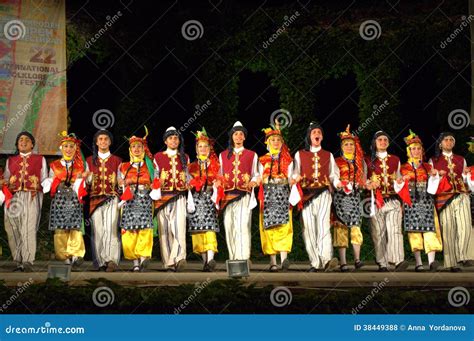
[166,268,176,272]
[324,258,339,272]
[131,266,140,272]
[22,263,34,273]
[415,265,425,272]
[340,264,349,272]
[207,259,216,272]
[73,257,84,268]
[463,260,474,267]
[269,265,278,273]
[175,259,187,272]
[307,267,318,273]
[203,263,210,272]
[429,260,440,272]
[354,260,364,270]
[98,265,107,272]
[281,259,290,272]
[139,258,149,272]
[450,267,462,272]
[378,266,389,272]
[13,265,24,272]
[394,260,409,272]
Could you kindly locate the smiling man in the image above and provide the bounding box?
[3,131,48,272]
[154,127,189,272]
[366,130,407,272]
[86,129,122,272]
[218,121,259,262]
[429,132,473,272]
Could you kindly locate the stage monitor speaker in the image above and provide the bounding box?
[226,260,250,278]
[47,264,71,281]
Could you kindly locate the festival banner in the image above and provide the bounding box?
[0,0,67,155]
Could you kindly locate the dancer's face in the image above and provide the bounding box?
[96,134,111,153]
[310,128,323,147]
[409,144,423,159]
[130,142,144,157]
[165,135,180,150]
[17,135,33,153]
[375,135,389,152]
[268,135,283,151]
[440,136,455,152]
[61,142,76,159]
[232,131,245,147]
[197,141,210,158]
[341,139,355,155]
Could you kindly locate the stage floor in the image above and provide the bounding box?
[1,261,473,288]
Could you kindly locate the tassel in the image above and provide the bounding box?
[77,179,88,204]
[2,185,13,208]
[190,177,205,192]
[397,180,412,207]
[120,186,134,201]
[50,177,61,197]
[436,176,452,194]
[258,183,264,212]
[152,178,160,190]
[375,189,385,209]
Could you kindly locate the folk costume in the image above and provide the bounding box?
[86,129,122,272]
[45,131,88,266]
[218,121,259,261]
[366,131,406,272]
[258,124,293,272]
[119,128,159,272]
[187,128,222,272]
[332,125,366,272]
[154,127,189,272]
[396,130,442,272]
[292,122,341,272]
[2,132,48,272]
[429,132,472,271]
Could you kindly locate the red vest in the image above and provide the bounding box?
[298,149,331,190]
[400,162,432,182]
[259,153,292,183]
[7,154,44,192]
[219,149,256,192]
[86,155,122,197]
[154,152,188,192]
[431,155,468,194]
[50,159,85,183]
[366,154,400,196]
[119,162,152,186]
